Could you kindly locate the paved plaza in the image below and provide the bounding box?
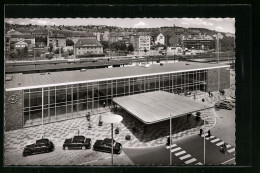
[4,93,218,155]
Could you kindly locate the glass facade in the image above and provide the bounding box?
[23,70,207,127]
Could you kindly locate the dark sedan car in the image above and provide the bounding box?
[23,138,55,157]
[215,102,233,110]
[63,135,91,150]
[93,138,122,154]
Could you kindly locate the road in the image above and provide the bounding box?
[123,134,236,165]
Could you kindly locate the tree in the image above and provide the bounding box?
[22,46,28,57]
[35,36,47,43]
[127,43,134,52]
[49,43,53,52]
[66,39,74,46]
[110,41,127,51]
[9,51,17,59]
[100,41,109,50]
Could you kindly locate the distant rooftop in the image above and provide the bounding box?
[5,62,229,91]
[75,39,102,48]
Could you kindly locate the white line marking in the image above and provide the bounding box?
[211,138,220,143]
[228,148,235,153]
[210,136,215,139]
[226,144,231,148]
[216,141,224,146]
[221,157,235,165]
[196,162,203,165]
[171,147,181,153]
[201,134,207,137]
[185,158,197,164]
[180,154,191,160]
[166,144,177,149]
[205,137,210,140]
[175,150,186,156]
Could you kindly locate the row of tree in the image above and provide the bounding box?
[100,41,134,52]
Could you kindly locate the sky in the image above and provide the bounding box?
[5,18,235,34]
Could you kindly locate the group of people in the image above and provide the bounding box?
[199,129,211,137]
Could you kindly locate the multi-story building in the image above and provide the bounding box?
[14,41,28,50]
[102,30,110,41]
[48,35,66,49]
[75,39,103,56]
[47,30,96,47]
[138,36,151,52]
[182,34,214,50]
[5,35,11,52]
[155,33,165,45]
[10,35,36,48]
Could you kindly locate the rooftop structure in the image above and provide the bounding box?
[6,62,229,91]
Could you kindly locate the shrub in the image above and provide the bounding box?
[125,134,131,140]
[35,51,41,57]
[62,51,69,58]
[196,112,201,116]
[115,127,119,134]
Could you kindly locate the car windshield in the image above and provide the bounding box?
[36,139,49,145]
[73,136,85,142]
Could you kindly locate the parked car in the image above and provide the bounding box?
[222,100,235,107]
[215,102,233,110]
[63,135,91,150]
[93,138,122,154]
[23,138,54,157]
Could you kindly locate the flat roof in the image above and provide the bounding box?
[113,91,213,124]
[5,62,229,91]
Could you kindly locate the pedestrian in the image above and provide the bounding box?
[87,112,91,121]
[202,98,205,102]
[103,101,106,108]
[166,137,170,146]
[200,129,203,136]
[208,91,211,97]
[207,130,211,137]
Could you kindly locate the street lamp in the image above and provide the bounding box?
[102,113,123,165]
[170,114,172,165]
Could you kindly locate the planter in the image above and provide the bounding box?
[98,121,103,126]
[115,128,119,134]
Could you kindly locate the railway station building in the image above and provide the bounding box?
[5,62,230,131]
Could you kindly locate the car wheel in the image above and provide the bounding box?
[64,146,69,150]
[82,146,86,150]
[23,152,28,157]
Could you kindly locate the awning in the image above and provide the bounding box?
[113,91,214,124]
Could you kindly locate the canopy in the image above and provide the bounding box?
[113,91,213,124]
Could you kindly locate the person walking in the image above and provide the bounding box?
[207,130,211,137]
[166,137,170,146]
[200,129,203,136]
[103,101,106,108]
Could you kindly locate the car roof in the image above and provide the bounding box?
[73,136,85,140]
[103,138,115,144]
[36,138,49,144]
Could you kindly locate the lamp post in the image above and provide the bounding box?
[42,87,44,138]
[102,113,123,165]
[170,114,172,165]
